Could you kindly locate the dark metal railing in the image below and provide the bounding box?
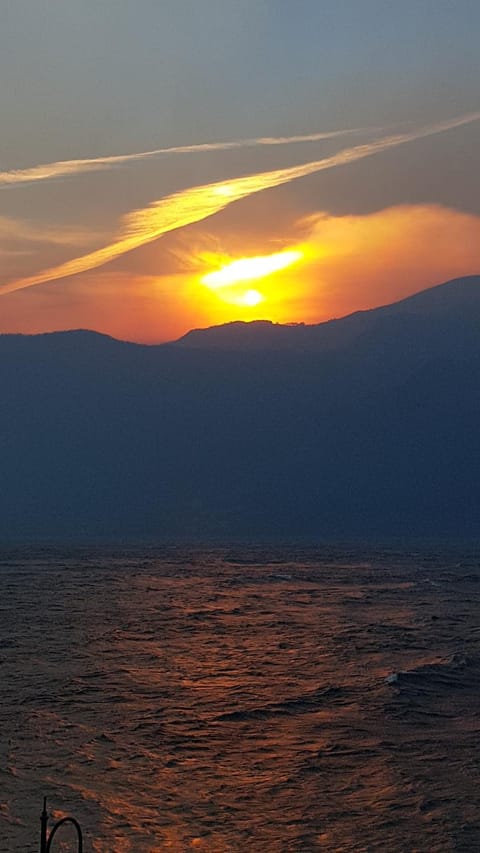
[40,797,83,852]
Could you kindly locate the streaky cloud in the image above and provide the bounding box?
[0,125,374,189]
[2,111,479,297]
[0,215,95,247]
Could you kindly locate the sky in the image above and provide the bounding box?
[1,0,480,343]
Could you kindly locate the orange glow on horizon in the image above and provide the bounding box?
[1,204,480,343]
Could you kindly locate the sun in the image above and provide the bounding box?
[198,248,302,310]
[242,289,263,306]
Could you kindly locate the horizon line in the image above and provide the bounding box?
[2,272,478,345]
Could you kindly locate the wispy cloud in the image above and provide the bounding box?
[2,111,479,297]
[0,215,95,247]
[0,125,373,189]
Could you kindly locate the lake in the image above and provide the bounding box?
[1,544,479,851]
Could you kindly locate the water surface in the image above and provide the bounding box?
[1,545,479,851]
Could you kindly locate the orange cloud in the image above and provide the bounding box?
[284,204,480,321]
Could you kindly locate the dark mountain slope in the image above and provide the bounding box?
[0,277,479,540]
[175,275,480,355]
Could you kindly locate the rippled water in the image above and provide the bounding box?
[1,545,480,852]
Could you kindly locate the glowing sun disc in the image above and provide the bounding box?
[242,289,263,306]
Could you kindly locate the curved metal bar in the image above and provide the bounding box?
[45,816,83,852]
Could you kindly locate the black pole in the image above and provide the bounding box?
[40,797,48,853]
[40,799,83,853]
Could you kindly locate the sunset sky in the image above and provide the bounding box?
[1,0,480,343]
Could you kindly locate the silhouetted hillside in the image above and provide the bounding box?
[175,275,480,353]
[1,276,479,541]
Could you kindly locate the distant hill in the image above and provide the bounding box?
[174,275,480,353]
[1,276,479,541]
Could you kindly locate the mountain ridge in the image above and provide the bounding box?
[173,275,480,351]
[2,274,479,351]
[1,274,479,541]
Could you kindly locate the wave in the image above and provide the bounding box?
[384,653,480,719]
[216,685,344,721]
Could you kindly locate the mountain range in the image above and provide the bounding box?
[1,275,479,541]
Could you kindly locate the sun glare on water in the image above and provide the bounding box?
[199,248,302,310]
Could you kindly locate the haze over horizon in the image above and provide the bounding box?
[1,1,480,343]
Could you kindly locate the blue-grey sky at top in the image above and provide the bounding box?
[1,0,479,165]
